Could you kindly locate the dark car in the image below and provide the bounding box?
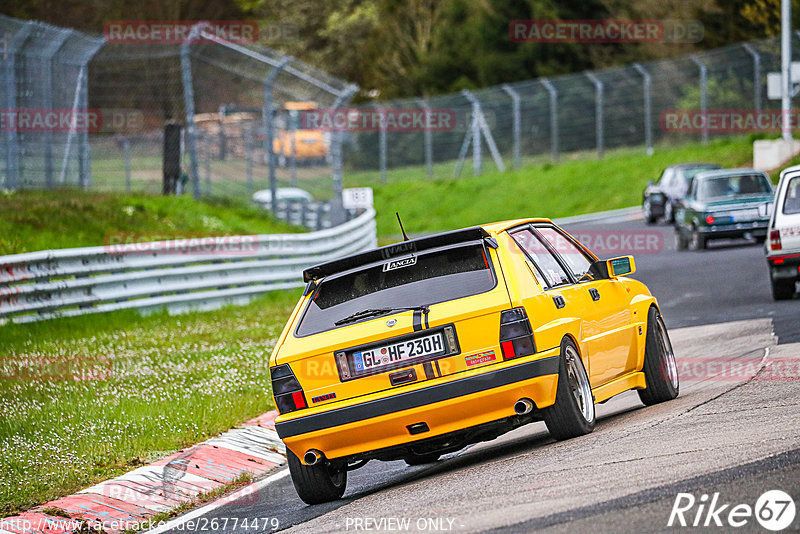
[674,169,774,251]
[642,163,722,224]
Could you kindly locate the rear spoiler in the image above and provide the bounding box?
[303,226,492,282]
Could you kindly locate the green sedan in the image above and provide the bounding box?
[674,169,774,251]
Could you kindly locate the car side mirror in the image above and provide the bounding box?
[588,255,636,279]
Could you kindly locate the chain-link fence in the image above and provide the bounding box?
[2,12,799,210]
[1,15,358,223]
[343,37,792,184]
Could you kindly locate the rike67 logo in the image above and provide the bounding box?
[669,490,796,531]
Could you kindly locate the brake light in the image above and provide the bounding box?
[770,229,782,251]
[499,307,536,360]
[271,364,307,414]
[705,215,715,224]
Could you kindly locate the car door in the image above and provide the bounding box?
[532,225,635,387]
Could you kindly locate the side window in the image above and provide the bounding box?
[534,226,594,280]
[509,228,571,288]
[784,176,800,215]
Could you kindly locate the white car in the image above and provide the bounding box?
[252,187,313,209]
[766,165,800,300]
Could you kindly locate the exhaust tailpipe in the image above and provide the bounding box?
[304,449,323,466]
[514,398,534,415]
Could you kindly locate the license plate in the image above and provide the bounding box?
[732,209,758,222]
[352,332,446,374]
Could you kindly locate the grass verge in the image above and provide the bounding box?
[0,190,301,255]
[0,290,300,517]
[362,137,758,236]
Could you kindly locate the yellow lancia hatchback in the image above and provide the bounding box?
[270,219,679,504]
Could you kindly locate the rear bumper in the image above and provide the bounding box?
[697,221,768,239]
[275,353,560,461]
[767,253,800,280]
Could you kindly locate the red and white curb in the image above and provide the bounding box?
[0,411,285,534]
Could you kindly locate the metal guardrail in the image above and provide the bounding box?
[0,209,377,324]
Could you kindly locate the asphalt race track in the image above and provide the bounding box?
[155,214,800,534]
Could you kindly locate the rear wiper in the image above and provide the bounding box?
[334,305,430,326]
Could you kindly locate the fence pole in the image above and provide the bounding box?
[2,22,33,190]
[416,98,433,178]
[502,84,522,169]
[203,135,211,195]
[246,129,254,192]
[741,43,762,113]
[290,113,297,186]
[118,136,131,191]
[42,29,72,189]
[585,72,604,159]
[180,23,205,199]
[372,103,387,184]
[462,90,482,175]
[540,78,559,162]
[330,85,358,226]
[690,55,709,145]
[632,64,654,155]
[263,56,291,213]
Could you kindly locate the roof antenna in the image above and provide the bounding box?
[396,212,409,241]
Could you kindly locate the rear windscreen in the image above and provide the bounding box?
[296,243,496,337]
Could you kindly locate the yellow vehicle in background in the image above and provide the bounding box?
[273,101,329,166]
[270,219,679,504]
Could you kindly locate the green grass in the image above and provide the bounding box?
[363,137,759,237]
[0,290,301,517]
[0,190,302,255]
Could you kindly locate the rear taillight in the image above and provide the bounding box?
[705,215,715,224]
[499,307,536,360]
[770,229,782,251]
[271,364,307,414]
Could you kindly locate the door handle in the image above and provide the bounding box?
[589,288,600,301]
[552,295,566,309]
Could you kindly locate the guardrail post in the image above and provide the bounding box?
[416,98,433,178]
[2,22,34,190]
[201,134,211,195]
[540,78,559,163]
[690,55,709,145]
[502,84,522,169]
[742,43,762,113]
[372,103,388,184]
[585,72,604,159]
[263,56,291,212]
[180,23,205,199]
[632,63,654,155]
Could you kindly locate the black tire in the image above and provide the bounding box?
[286,449,347,505]
[771,277,795,300]
[643,199,656,225]
[542,339,595,441]
[689,227,706,250]
[675,231,688,251]
[664,201,675,224]
[638,307,679,406]
[404,453,442,466]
